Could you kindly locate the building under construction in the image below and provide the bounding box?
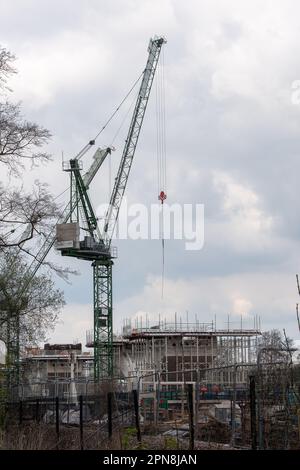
[20,317,260,399]
[15,318,300,449]
[103,319,259,380]
[85,316,261,420]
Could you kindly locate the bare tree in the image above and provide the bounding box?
[0,101,51,173]
[0,180,60,250]
[0,46,16,92]
[257,329,293,364]
[0,44,57,254]
[0,46,51,173]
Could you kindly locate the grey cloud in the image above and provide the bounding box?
[1,0,300,344]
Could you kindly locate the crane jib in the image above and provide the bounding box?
[103,36,166,246]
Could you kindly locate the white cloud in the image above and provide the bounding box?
[48,266,299,345]
[10,31,111,109]
[49,302,93,349]
[112,271,298,336]
[212,170,273,252]
[231,296,253,316]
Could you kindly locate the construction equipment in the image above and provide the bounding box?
[56,36,166,381]
[4,35,165,386]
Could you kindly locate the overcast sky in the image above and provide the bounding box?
[1,0,300,346]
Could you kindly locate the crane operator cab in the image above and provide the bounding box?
[55,222,116,261]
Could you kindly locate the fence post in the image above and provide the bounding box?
[36,399,40,423]
[230,366,237,447]
[187,384,194,450]
[249,375,257,450]
[79,395,84,450]
[55,396,60,447]
[132,389,141,443]
[19,400,23,425]
[154,372,161,429]
[297,408,300,445]
[107,392,113,439]
[195,370,199,439]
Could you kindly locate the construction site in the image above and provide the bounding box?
[3,312,299,450]
[1,25,300,453]
[20,317,261,397]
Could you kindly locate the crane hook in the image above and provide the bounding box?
[158,190,167,204]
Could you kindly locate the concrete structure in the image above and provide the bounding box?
[21,343,93,398]
[20,318,261,416]
[85,319,261,382]
[101,320,261,422]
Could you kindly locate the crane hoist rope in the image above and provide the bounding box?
[75,71,144,162]
[156,46,167,299]
[156,46,167,197]
[53,86,140,218]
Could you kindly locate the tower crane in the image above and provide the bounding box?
[56,36,166,381]
[5,36,166,385]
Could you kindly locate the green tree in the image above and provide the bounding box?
[0,250,64,347]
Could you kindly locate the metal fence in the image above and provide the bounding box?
[1,389,139,450]
[136,362,300,450]
[1,361,300,450]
